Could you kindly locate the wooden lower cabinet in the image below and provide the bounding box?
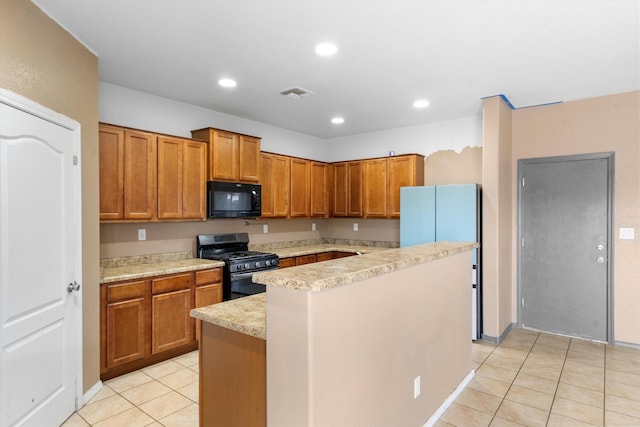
[278,257,296,269]
[194,268,223,344]
[200,322,266,427]
[279,251,357,269]
[151,289,193,354]
[316,252,334,262]
[102,280,149,370]
[100,267,222,380]
[295,254,317,266]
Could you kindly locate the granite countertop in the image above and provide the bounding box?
[254,241,478,292]
[101,258,225,284]
[191,293,266,340]
[192,241,476,338]
[270,244,387,259]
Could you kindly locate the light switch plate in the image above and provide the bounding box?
[353,223,358,231]
[263,224,269,234]
[138,229,146,241]
[619,227,635,240]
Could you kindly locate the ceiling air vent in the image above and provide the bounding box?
[279,87,315,99]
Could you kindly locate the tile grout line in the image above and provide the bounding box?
[77,356,201,426]
[544,336,571,427]
[489,332,539,427]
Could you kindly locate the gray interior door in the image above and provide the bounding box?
[519,154,611,342]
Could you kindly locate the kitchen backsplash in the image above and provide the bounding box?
[249,238,398,252]
[100,251,192,268]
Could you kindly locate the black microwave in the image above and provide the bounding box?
[207,181,262,218]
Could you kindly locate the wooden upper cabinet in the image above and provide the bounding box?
[363,158,388,218]
[238,135,261,182]
[260,153,290,218]
[123,129,156,220]
[332,161,363,217]
[182,140,207,219]
[386,154,425,218]
[99,124,156,221]
[157,137,207,220]
[332,163,347,216]
[191,128,260,183]
[99,125,124,220]
[290,158,310,217]
[157,136,183,220]
[310,162,329,217]
[100,123,207,222]
[347,161,363,217]
[211,130,238,181]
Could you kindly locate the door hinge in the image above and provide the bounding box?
[521,298,525,307]
[522,177,525,187]
[521,237,525,247]
[73,155,78,166]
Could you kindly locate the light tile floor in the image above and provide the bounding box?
[62,328,640,426]
[62,351,200,427]
[438,328,640,427]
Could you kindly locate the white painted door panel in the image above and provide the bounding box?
[0,93,81,427]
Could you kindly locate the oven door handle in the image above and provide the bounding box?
[230,271,259,281]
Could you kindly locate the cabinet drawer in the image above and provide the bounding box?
[316,252,334,262]
[279,257,295,269]
[106,280,147,303]
[152,273,192,294]
[334,251,357,259]
[296,254,317,266]
[195,268,222,286]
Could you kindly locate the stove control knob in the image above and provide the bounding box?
[265,260,271,266]
[255,261,261,268]
[244,263,250,269]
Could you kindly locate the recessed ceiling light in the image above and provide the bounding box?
[218,78,237,88]
[413,99,430,109]
[315,43,338,56]
[331,117,345,124]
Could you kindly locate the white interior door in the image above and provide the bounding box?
[0,90,82,426]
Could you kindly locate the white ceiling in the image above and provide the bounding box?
[33,0,640,138]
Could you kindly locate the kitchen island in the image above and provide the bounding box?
[191,241,476,427]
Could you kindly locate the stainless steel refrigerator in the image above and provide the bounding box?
[400,184,482,340]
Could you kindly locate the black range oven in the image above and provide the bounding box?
[196,232,279,300]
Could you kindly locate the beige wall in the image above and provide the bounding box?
[101,218,322,258]
[266,251,472,426]
[100,217,403,259]
[481,96,514,339]
[511,91,640,345]
[0,0,100,392]
[425,146,483,186]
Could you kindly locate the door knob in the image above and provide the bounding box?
[596,257,605,264]
[596,244,605,250]
[67,281,81,293]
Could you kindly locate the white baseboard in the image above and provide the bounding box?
[81,380,104,407]
[422,370,475,427]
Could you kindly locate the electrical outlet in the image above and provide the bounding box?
[353,223,359,231]
[263,224,269,234]
[138,229,146,241]
[312,223,316,231]
[414,376,421,399]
